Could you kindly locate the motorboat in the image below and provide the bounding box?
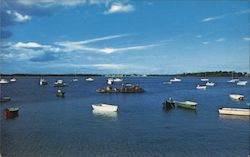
[236,81,247,86]
[113,78,123,82]
[0,79,8,84]
[196,85,206,90]
[54,80,67,87]
[107,78,114,85]
[174,101,197,110]
[206,82,215,86]
[85,77,94,81]
[10,78,16,82]
[218,108,250,116]
[0,96,11,102]
[201,78,209,81]
[229,94,244,100]
[39,78,47,85]
[56,89,65,97]
[170,78,181,82]
[227,79,239,83]
[92,103,118,112]
[4,107,19,119]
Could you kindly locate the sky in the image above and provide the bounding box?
[0,0,249,74]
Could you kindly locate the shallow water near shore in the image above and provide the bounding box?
[1,77,249,157]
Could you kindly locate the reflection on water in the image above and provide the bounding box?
[219,114,249,121]
[92,110,118,119]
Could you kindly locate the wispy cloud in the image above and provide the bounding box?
[243,37,250,41]
[201,15,224,22]
[215,38,225,42]
[6,10,31,22]
[104,3,135,14]
[202,41,210,45]
[234,9,250,15]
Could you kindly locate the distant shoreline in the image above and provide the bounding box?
[1,71,249,77]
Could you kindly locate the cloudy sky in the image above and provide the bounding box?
[1,0,249,74]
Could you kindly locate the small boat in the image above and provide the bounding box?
[10,78,16,82]
[72,78,78,82]
[218,108,250,116]
[107,78,114,85]
[0,79,8,84]
[196,85,206,90]
[0,96,11,102]
[175,101,197,110]
[54,80,67,87]
[201,78,209,81]
[85,77,94,81]
[4,107,19,119]
[229,94,244,100]
[206,82,215,86]
[113,78,123,82]
[39,78,47,85]
[227,79,239,83]
[170,78,181,82]
[56,89,65,97]
[92,103,118,112]
[162,98,175,110]
[236,81,247,86]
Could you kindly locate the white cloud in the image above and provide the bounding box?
[7,10,31,22]
[104,3,135,14]
[243,37,250,41]
[202,41,210,45]
[215,38,225,42]
[14,42,61,52]
[17,0,88,6]
[234,9,250,15]
[92,64,124,69]
[201,15,224,22]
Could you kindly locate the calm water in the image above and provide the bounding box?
[1,77,249,157]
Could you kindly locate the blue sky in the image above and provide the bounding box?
[1,0,249,74]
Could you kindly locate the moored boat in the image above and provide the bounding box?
[175,101,197,110]
[236,81,247,86]
[206,82,215,86]
[85,77,94,81]
[54,80,67,87]
[56,89,65,97]
[113,78,123,82]
[201,78,209,81]
[218,108,250,116]
[39,78,48,85]
[10,78,16,82]
[107,78,114,85]
[72,78,78,82]
[170,78,181,82]
[0,96,11,102]
[229,94,244,100]
[0,79,8,84]
[196,85,206,90]
[4,107,19,119]
[92,103,118,112]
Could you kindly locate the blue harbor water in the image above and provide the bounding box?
[1,77,249,157]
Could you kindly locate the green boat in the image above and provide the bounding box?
[56,90,65,97]
[175,101,197,110]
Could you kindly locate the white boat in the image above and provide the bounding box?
[170,78,181,82]
[39,78,47,85]
[229,94,244,100]
[10,78,16,82]
[196,85,206,90]
[54,80,66,87]
[92,104,118,112]
[219,108,250,116]
[227,79,239,83]
[201,78,209,81]
[85,77,94,81]
[236,81,247,86]
[107,78,114,85]
[206,82,215,86]
[113,78,123,82]
[0,79,8,84]
[72,78,78,82]
[174,101,198,110]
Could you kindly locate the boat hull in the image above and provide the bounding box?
[92,104,118,112]
[219,108,250,116]
[229,94,244,100]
